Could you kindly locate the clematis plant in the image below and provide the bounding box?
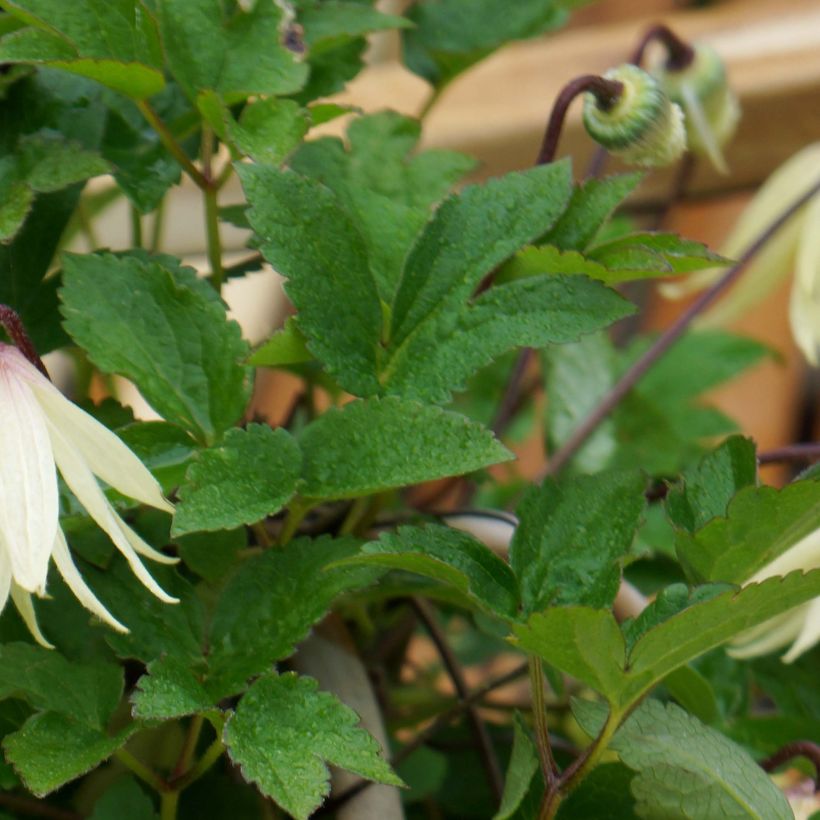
[0,3,817,819]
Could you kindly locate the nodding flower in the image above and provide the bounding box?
[0,341,177,647]
[582,64,686,168]
[649,42,740,174]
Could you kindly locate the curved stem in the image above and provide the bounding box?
[760,740,820,788]
[114,748,168,793]
[412,598,505,804]
[172,714,205,781]
[630,23,696,69]
[137,100,209,190]
[529,657,558,787]
[541,175,820,478]
[173,735,226,791]
[758,443,820,465]
[536,75,624,166]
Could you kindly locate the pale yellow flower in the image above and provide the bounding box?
[0,343,177,646]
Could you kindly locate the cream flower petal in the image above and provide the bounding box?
[24,376,173,513]
[0,356,58,593]
[782,597,820,663]
[46,420,178,604]
[728,606,807,659]
[0,551,12,614]
[109,508,178,565]
[745,526,820,584]
[11,586,53,649]
[52,530,128,634]
[789,191,820,365]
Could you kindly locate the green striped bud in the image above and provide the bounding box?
[582,64,686,168]
[651,43,740,173]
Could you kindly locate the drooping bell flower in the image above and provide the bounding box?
[0,337,177,647]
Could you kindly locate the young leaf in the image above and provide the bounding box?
[541,173,642,251]
[206,536,380,698]
[0,0,164,98]
[60,252,252,445]
[249,317,313,367]
[298,397,512,500]
[3,714,135,797]
[339,524,520,620]
[620,570,820,708]
[402,0,570,88]
[512,608,626,702]
[666,435,758,533]
[131,656,212,722]
[676,479,820,584]
[389,162,573,351]
[610,700,792,820]
[299,1,410,47]
[0,644,122,729]
[556,763,638,819]
[225,98,309,166]
[238,163,383,397]
[290,112,474,300]
[494,714,540,820]
[172,425,301,536]
[587,232,728,276]
[225,672,403,820]
[510,471,646,613]
[382,272,634,404]
[155,0,307,101]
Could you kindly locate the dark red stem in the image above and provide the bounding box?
[0,305,49,379]
[536,75,624,166]
[760,741,820,789]
[630,23,696,69]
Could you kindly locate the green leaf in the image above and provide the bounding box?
[298,397,511,500]
[381,272,634,404]
[402,0,570,88]
[225,672,402,820]
[60,252,252,445]
[156,0,307,101]
[131,656,212,721]
[389,162,573,351]
[542,173,642,251]
[172,425,301,536]
[542,333,616,474]
[249,317,313,367]
[299,1,411,46]
[610,700,793,820]
[290,112,474,300]
[0,0,164,98]
[510,471,646,613]
[620,570,820,708]
[227,97,309,165]
[662,665,720,725]
[207,536,380,698]
[666,435,758,533]
[89,777,157,820]
[0,644,122,729]
[556,763,637,819]
[494,713,540,820]
[100,87,187,213]
[512,608,626,701]
[340,524,520,620]
[87,559,206,667]
[676,479,820,584]
[588,232,727,274]
[175,528,245,583]
[3,713,135,797]
[238,163,383,397]
[18,130,108,192]
[116,421,198,496]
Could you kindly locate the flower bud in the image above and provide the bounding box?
[582,64,686,168]
[650,43,740,173]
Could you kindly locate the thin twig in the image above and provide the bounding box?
[541,175,820,479]
[492,348,536,437]
[0,794,81,820]
[758,443,820,465]
[536,76,624,166]
[410,598,505,804]
[760,741,820,788]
